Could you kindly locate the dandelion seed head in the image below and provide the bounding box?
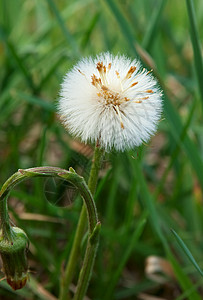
[59,53,163,151]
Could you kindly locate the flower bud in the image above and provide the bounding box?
[0,227,29,290]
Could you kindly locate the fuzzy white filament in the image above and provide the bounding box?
[59,53,163,151]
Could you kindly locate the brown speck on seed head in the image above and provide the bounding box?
[90,60,152,130]
[96,62,103,72]
[91,62,131,107]
[146,69,153,75]
[91,74,102,87]
[126,66,136,79]
[131,82,138,87]
[97,62,106,73]
[101,85,109,91]
[115,71,120,79]
[78,69,85,76]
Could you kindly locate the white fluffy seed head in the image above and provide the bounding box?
[58,53,163,152]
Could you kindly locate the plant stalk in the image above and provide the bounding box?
[0,166,100,296]
[0,196,14,240]
[59,144,103,300]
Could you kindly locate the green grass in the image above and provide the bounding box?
[0,0,203,299]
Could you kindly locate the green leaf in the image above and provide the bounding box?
[142,0,167,51]
[103,214,147,300]
[164,94,203,191]
[172,229,203,277]
[0,26,36,92]
[186,0,203,107]
[15,91,55,112]
[46,0,81,58]
[103,0,138,56]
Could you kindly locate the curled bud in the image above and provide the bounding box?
[0,227,29,290]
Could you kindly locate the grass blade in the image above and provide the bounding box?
[103,0,138,56]
[38,56,65,90]
[0,26,36,92]
[168,253,202,300]
[142,0,167,50]
[186,0,203,106]
[15,91,55,112]
[155,99,196,197]
[81,12,100,48]
[172,229,203,277]
[131,158,202,300]
[104,214,147,300]
[46,0,80,57]
[164,94,203,191]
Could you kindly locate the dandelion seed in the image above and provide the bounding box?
[58,53,163,151]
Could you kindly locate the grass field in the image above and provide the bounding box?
[0,0,203,299]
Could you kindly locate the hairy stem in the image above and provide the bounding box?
[73,221,100,300]
[0,196,14,240]
[0,166,99,261]
[59,144,103,300]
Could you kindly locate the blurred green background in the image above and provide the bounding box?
[1,0,203,299]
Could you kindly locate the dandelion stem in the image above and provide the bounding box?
[59,144,103,300]
[0,196,14,240]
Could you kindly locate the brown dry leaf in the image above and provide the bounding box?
[171,211,186,229]
[145,256,175,284]
[45,134,64,166]
[29,276,58,300]
[194,179,203,204]
[70,140,93,158]
[20,123,42,153]
[70,284,91,300]
[165,75,188,100]
[138,293,167,300]
[14,212,66,223]
[135,44,157,72]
